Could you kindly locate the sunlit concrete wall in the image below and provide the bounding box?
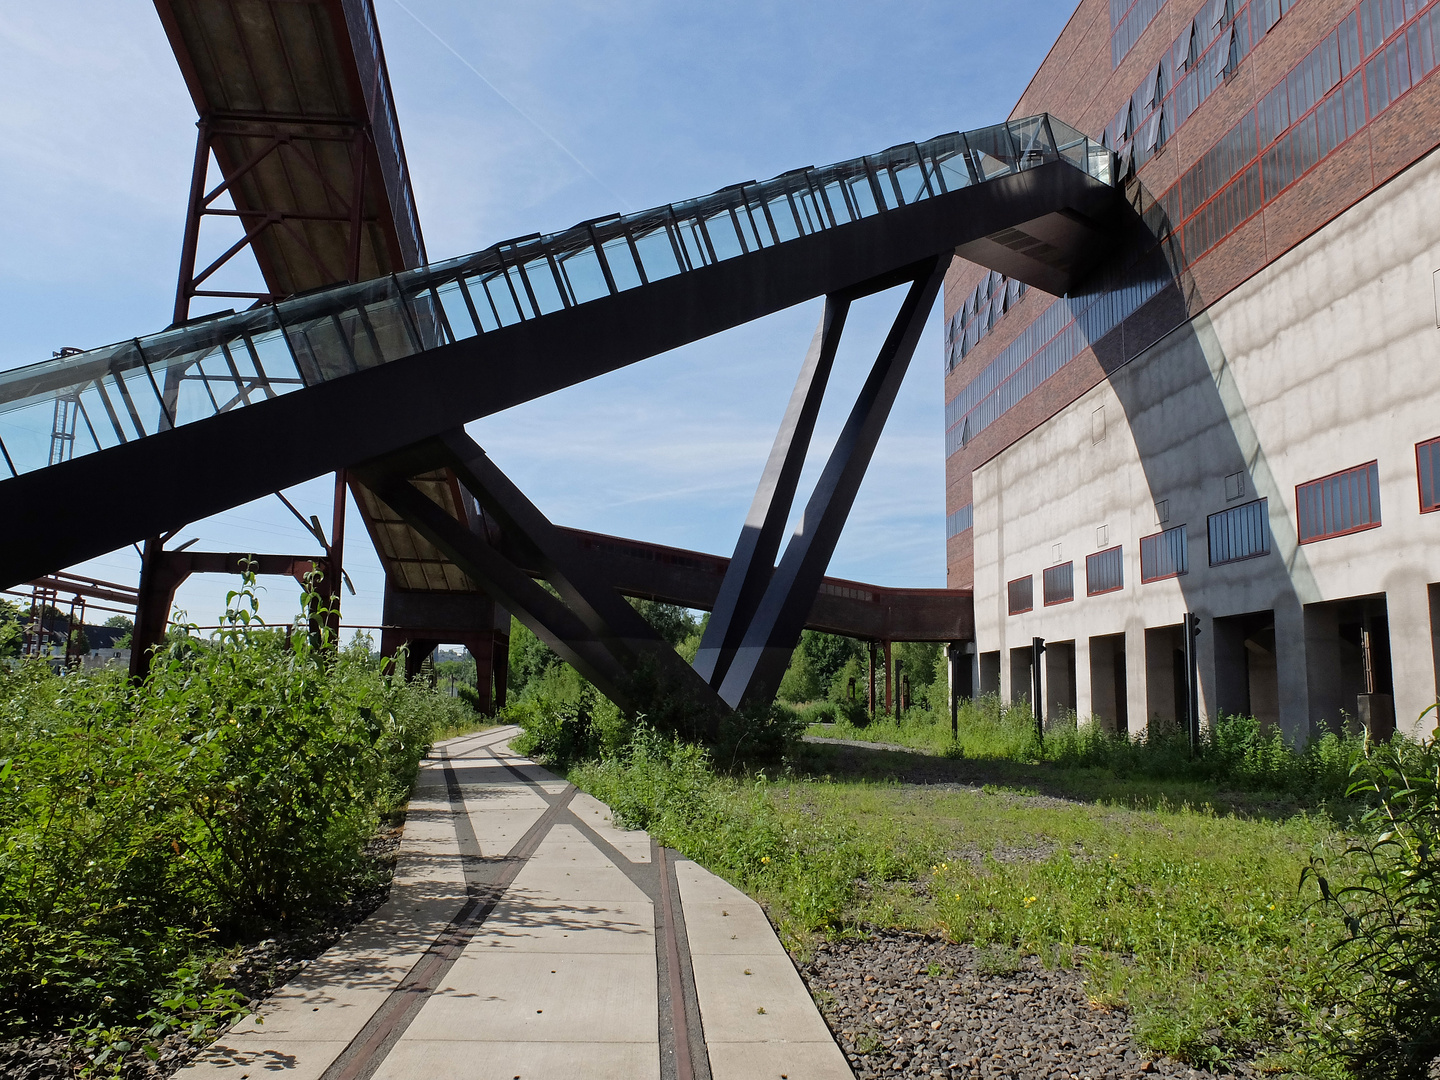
[972,144,1440,740]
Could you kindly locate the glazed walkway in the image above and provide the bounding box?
[179,726,851,1080]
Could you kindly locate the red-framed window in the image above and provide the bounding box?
[1419,437,1440,511]
[1007,575,1034,615]
[1086,545,1125,595]
[1043,562,1075,606]
[1296,460,1381,542]
[1208,498,1271,564]
[1140,525,1189,582]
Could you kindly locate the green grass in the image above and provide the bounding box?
[567,725,1360,1072]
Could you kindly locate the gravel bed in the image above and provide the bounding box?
[0,825,404,1080]
[796,929,1261,1080]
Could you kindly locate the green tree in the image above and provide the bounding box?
[103,615,134,650]
[0,599,23,658]
[628,599,701,646]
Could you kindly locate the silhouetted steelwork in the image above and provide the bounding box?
[717,256,948,710]
[693,295,847,690]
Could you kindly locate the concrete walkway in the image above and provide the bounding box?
[179,726,852,1080]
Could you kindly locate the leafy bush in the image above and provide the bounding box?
[0,570,469,1047]
[1305,714,1440,1080]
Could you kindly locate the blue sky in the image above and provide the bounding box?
[0,0,1077,634]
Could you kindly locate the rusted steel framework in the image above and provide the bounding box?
[0,105,1126,711]
[155,0,424,322]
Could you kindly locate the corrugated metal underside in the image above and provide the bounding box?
[159,0,401,296]
[353,473,479,593]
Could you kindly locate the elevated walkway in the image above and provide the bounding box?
[0,115,1118,587]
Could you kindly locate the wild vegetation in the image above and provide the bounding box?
[497,618,1440,1080]
[0,571,474,1070]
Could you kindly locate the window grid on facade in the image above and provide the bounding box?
[1007,575,1034,615]
[1043,562,1075,606]
[1140,524,1189,582]
[1417,436,1440,511]
[1296,461,1382,542]
[1208,497,1271,564]
[1086,545,1125,595]
[946,503,974,538]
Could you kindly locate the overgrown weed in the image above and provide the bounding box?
[0,568,472,1066]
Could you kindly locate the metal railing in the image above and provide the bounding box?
[0,115,1112,480]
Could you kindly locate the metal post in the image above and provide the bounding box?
[716,256,946,711]
[867,641,876,721]
[327,470,348,643]
[948,642,960,740]
[173,122,211,326]
[1032,637,1046,742]
[1184,612,1201,754]
[693,295,848,688]
[884,640,893,715]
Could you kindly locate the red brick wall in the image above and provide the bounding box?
[944,0,1440,588]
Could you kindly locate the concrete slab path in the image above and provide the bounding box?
[178,726,852,1080]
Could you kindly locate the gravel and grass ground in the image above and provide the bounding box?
[568,718,1363,1077]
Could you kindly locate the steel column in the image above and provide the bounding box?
[716,255,947,710]
[693,295,848,688]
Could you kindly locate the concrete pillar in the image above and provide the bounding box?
[1074,635,1094,724]
[1387,577,1435,737]
[1272,598,1308,742]
[1124,621,1148,740]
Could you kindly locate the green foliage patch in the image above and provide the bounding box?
[0,570,471,1065]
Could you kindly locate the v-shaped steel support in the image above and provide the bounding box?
[692,294,850,689]
[714,254,948,710]
[357,431,727,738]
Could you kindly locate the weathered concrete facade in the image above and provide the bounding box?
[972,142,1440,739]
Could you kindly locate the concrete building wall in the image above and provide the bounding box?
[973,143,1440,739]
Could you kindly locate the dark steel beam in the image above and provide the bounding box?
[358,467,637,709]
[429,431,728,735]
[717,255,948,710]
[0,161,1120,588]
[693,295,848,689]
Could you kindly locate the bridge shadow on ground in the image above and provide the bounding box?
[794,736,1318,821]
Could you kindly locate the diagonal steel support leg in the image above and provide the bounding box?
[717,254,947,710]
[360,433,728,737]
[693,295,849,689]
[362,472,638,708]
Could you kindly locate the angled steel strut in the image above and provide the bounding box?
[356,432,728,736]
[715,255,949,710]
[693,294,849,690]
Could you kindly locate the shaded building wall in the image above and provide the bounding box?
[946,0,1440,592]
[973,141,1440,738]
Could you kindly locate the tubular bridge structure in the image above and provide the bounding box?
[0,25,1125,719]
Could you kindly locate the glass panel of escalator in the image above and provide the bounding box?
[601,234,645,290]
[1008,115,1053,170]
[674,216,709,269]
[703,208,746,259]
[434,278,482,338]
[402,288,447,351]
[519,255,568,314]
[965,123,1021,180]
[482,272,525,326]
[286,314,361,381]
[76,383,125,450]
[818,176,855,223]
[764,190,802,241]
[244,326,308,392]
[888,145,933,204]
[112,357,170,438]
[0,396,58,474]
[558,243,612,304]
[844,172,880,217]
[1046,116,1091,172]
[735,198,769,249]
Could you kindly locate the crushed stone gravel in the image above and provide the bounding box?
[795,928,1263,1080]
